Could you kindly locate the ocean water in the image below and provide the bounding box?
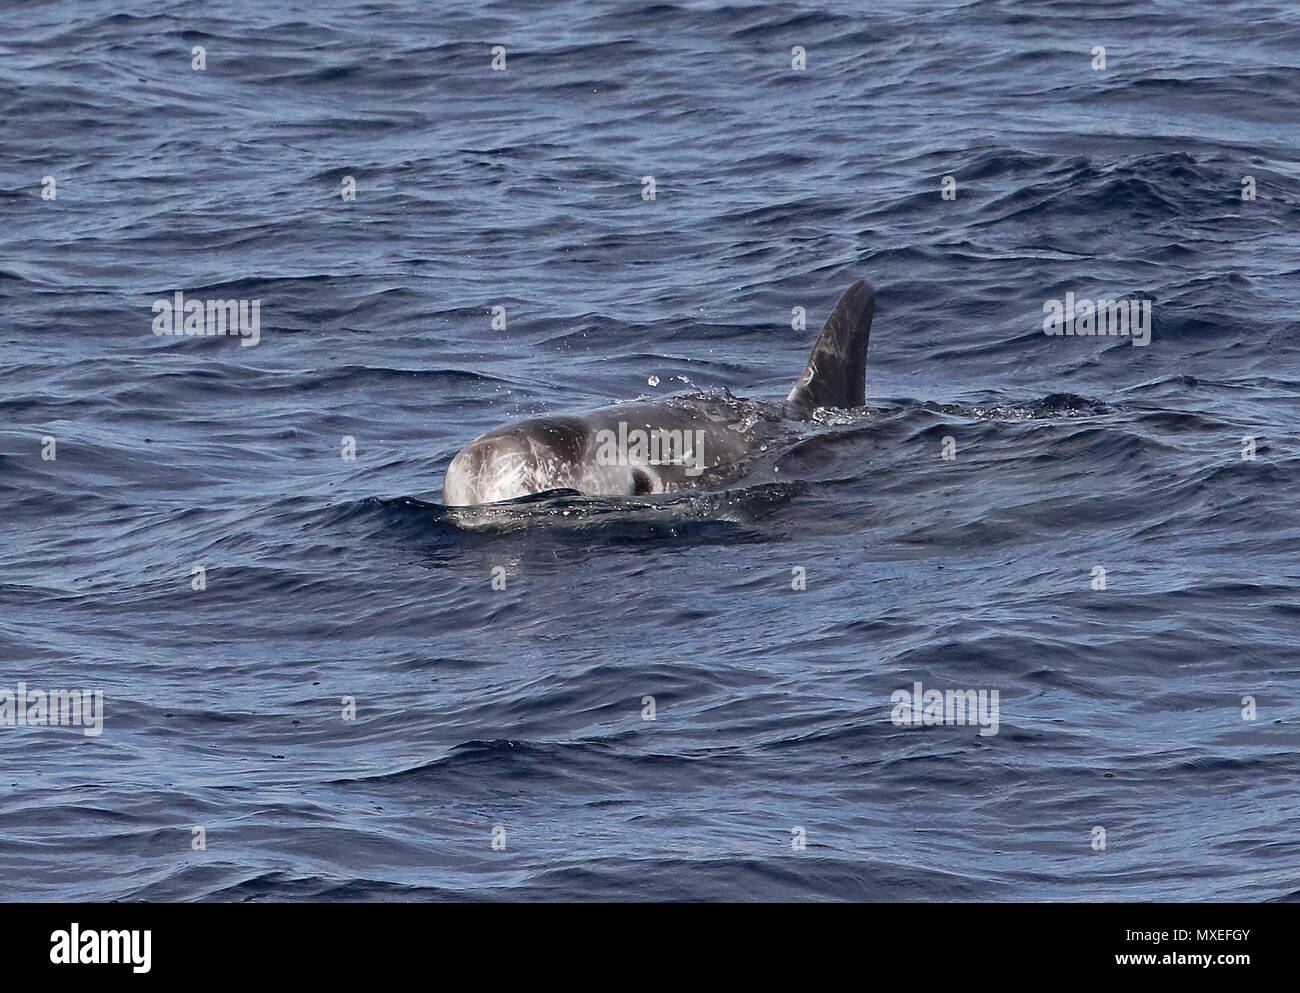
[2,0,1298,902]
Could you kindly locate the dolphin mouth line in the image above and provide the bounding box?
[434,479,811,532]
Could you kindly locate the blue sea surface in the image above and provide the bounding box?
[2,0,1299,901]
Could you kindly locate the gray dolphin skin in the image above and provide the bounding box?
[442,278,875,506]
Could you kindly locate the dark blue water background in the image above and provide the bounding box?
[2,0,1298,900]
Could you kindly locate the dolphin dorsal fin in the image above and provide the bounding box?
[786,279,875,416]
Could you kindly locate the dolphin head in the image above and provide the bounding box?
[444,416,623,505]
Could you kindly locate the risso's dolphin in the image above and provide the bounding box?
[442,278,875,506]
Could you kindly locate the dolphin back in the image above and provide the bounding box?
[786,278,875,416]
